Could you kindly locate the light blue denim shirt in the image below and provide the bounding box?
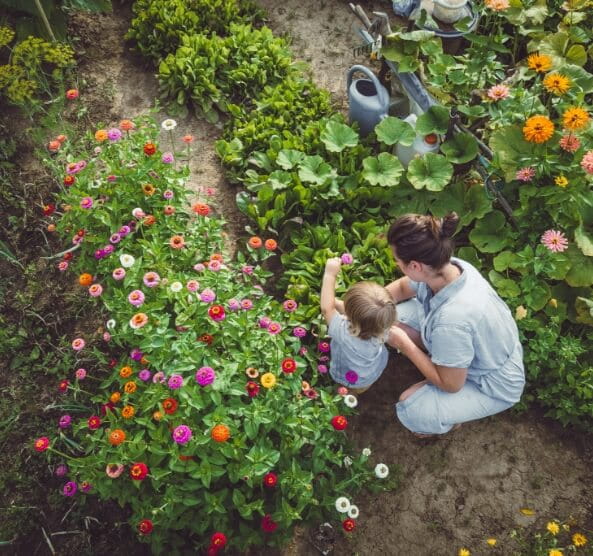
[328,313,388,388]
[408,257,525,403]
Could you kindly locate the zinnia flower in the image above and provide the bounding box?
[318,341,330,353]
[195,366,216,386]
[487,84,510,100]
[208,304,226,321]
[281,358,297,373]
[458,549,470,556]
[348,505,360,519]
[342,518,356,532]
[541,229,569,252]
[58,379,69,392]
[161,118,177,131]
[554,175,568,188]
[71,338,85,351]
[563,107,590,130]
[375,463,389,478]
[362,447,371,456]
[144,142,156,155]
[344,394,358,408]
[75,368,86,380]
[261,514,278,533]
[120,254,135,268]
[246,381,260,397]
[527,53,552,73]
[543,73,571,95]
[559,134,580,153]
[341,253,354,264]
[264,239,277,251]
[112,268,126,280]
[335,496,351,513]
[261,373,277,388]
[580,150,593,174]
[170,235,185,249]
[120,119,134,131]
[162,398,178,414]
[109,429,126,446]
[162,152,174,164]
[241,299,253,310]
[172,425,192,444]
[331,415,348,430]
[248,236,263,249]
[515,167,535,182]
[523,115,555,143]
[34,437,50,452]
[55,464,68,477]
[168,374,183,389]
[59,415,72,428]
[66,89,79,99]
[80,481,92,492]
[138,519,153,535]
[486,538,497,547]
[211,424,230,443]
[293,326,307,338]
[129,313,148,329]
[200,289,216,302]
[130,462,149,480]
[228,298,240,311]
[107,128,122,141]
[80,197,93,209]
[63,481,77,496]
[263,472,278,488]
[143,271,160,287]
[283,299,298,312]
[192,203,210,216]
[182,134,194,143]
[267,322,282,334]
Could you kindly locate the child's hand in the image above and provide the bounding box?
[324,257,342,277]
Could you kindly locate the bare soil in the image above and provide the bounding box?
[14,2,592,555]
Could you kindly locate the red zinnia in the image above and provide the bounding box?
[208,305,226,322]
[211,532,227,547]
[331,415,348,431]
[65,88,79,100]
[130,462,149,480]
[58,379,70,392]
[100,402,115,415]
[192,203,211,216]
[263,472,278,488]
[261,514,278,533]
[246,381,260,398]
[199,334,214,345]
[63,252,73,261]
[138,519,153,535]
[343,518,356,532]
[162,398,178,415]
[42,203,56,216]
[88,415,102,430]
[281,358,296,374]
[143,142,156,155]
[34,436,50,452]
[64,175,75,186]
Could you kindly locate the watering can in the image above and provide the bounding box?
[347,65,390,137]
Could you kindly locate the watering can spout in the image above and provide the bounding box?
[347,65,391,137]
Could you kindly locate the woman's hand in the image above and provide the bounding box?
[388,325,415,353]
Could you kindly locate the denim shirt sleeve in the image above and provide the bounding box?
[328,312,344,337]
[429,324,474,368]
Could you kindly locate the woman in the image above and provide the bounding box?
[385,212,525,436]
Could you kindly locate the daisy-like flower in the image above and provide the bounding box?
[80,197,93,209]
[283,299,298,312]
[261,372,277,388]
[120,254,135,268]
[375,463,389,478]
[580,150,593,174]
[75,368,86,380]
[318,364,328,374]
[241,299,253,310]
[341,253,354,265]
[182,134,194,143]
[34,437,50,452]
[485,0,509,9]
[186,279,199,292]
[259,316,271,329]
[543,73,571,95]
[105,463,124,478]
[547,521,560,535]
[242,265,254,275]
[487,84,510,100]
[540,229,569,252]
[268,322,282,334]
[195,366,216,386]
[527,53,552,73]
[293,326,307,338]
[132,207,146,219]
[143,271,160,288]
[161,118,177,131]
[523,115,555,143]
[348,505,360,519]
[88,284,103,297]
[362,447,371,456]
[72,338,85,351]
[208,260,222,271]
[344,394,358,408]
[138,369,151,381]
[458,549,470,556]
[128,290,145,306]
[170,281,183,293]
[63,481,77,496]
[108,128,122,142]
[572,532,587,547]
[172,425,192,444]
[129,313,149,329]
[170,235,185,249]
[200,289,216,303]
[554,175,568,188]
[559,134,581,153]
[318,341,331,353]
[343,455,353,467]
[515,167,535,182]
[563,107,590,131]
[335,496,351,513]
[162,152,175,164]
[112,267,126,280]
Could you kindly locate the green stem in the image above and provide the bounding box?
[34,0,56,42]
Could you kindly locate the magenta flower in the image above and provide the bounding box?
[580,150,593,174]
[138,369,151,381]
[55,464,68,477]
[318,364,328,374]
[242,265,254,275]
[345,370,359,384]
[75,368,87,380]
[186,280,199,292]
[341,253,354,265]
[541,229,569,252]
[130,348,143,361]
[163,190,174,199]
[268,322,282,335]
[168,374,184,389]
[94,249,105,260]
[293,326,307,338]
[195,366,216,386]
[208,260,221,271]
[259,317,271,329]
[143,272,160,288]
[200,288,216,302]
[107,128,122,141]
[193,263,206,272]
[283,299,298,312]
[128,290,145,306]
[80,481,92,493]
[59,415,72,429]
[228,298,241,311]
[172,425,192,444]
[103,244,114,255]
[515,167,535,182]
[119,225,131,236]
[80,197,93,209]
[63,481,77,497]
[162,152,174,164]
[112,268,126,280]
[152,371,166,384]
[241,299,253,310]
[318,341,330,353]
[109,233,121,244]
[72,338,85,351]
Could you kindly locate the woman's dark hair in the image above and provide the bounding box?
[387,212,459,269]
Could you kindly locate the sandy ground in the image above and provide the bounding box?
[66,2,593,555]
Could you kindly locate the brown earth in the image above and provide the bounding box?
[16,1,593,555]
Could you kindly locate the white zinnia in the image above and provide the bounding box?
[335,496,351,513]
[343,456,353,467]
[347,505,360,519]
[344,394,358,408]
[374,463,389,479]
[161,118,177,131]
[132,207,145,219]
[120,254,135,268]
[106,319,116,329]
[170,281,183,293]
[362,448,371,457]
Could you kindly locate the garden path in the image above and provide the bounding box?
[69,3,593,555]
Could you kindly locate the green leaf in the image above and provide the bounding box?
[574,222,593,256]
[375,116,416,146]
[440,132,478,164]
[523,280,551,311]
[566,44,587,67]
[488,125,533,182]
[416,105,450,135]
[564,245,593,286]
[298,156,336,185]
[320,121,359,152]
[488,270,521,298]
[361,153,404,187]
[276,149,305,170]
[575,296,593,326]
[468,210,510,253]
[457,246,482,269]
[560,64,593,94]
[406,153,453,191]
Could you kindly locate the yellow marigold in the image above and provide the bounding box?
[110,392,121,403]
[554,175,568,188]
[562,107,590,131]
[486,538,497,547]
[95,129,108,142]
[261,372,277,388]
[543,73,571,95]
[119,366,132,378]
[527,53,552,73]
[549,550,563,556]
[124,381,137,394]
[547,521,560,535]
[121,405,135,419]
[572,532,587,547]
[458,549,471,556]
[523,115,555,143]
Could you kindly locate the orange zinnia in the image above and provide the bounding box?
[120,119,134,131]
[124,381,137,394]
[527,53,552,73]
[170,235,185,249]
[95,129,108,142]
[142,183,156,196]
[143,215,156,226]
[78,273,93,286]
[109,429,126,446]
[542,73,570,95]
[192,203,210,216]
[119,366,132,378]
[121,405,135,419]
[264,239,277,251]
[210,253,223,262]
[248,236,263,249]
[110,391,121,403]
[523,115,555,143]
[153,411,163,421]
[163,205,175,215]
[562,107,590,131]
[211,424,230,443]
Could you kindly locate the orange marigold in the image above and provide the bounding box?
[562,107,590,131]
[542,73,571,95]
[527,53,552,73]
[124,381,137,394]
[78,273,93,286]
[523,115,555,143]
[119,366,133,378]
[121,405,135,419]
[109,429,126,446]
[211,424,230,443]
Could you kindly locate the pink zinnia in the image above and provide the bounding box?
[80,197,93,209]
[200,289,216,302]
[283,300,298,312]
[75,368,86,380]
[241,299,253,310]
[515,167,535,182]
[268,322,282,335]
[172,425,192,444]
[186,280,199,292]
[128,290,145,306]
[228,298,241,311]
[105,463,124,478]
[112,268,126,280]
[293,326,307,338]
[318,364,328,374]
[195,366,216,386]
[259,317,271,329]
[72,338,85,351]
[318,341,331,353]
[242,265,254,275]
[162,152,174,164]
[341,253,354,265]
[58,261,68,271]
[541,229,569,252]
[487,84,510,101]
[580,150,593,174]
[559,134,581,153]
[168,374,184,389]
[208,260,221,271]
[143,272,160,288]
[89,284,103,297]
[193,263,206,272]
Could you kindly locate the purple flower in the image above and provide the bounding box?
[242,265,254,275]
[107,128,122,141]
[200,289,216,303]
[112,268,126,280]
[63,481,77,497]
[75,368,86,380]
[152,371,166,384]
[94,249,105,260]
[259,317,271,329]
[162,152,175,164]
[163,190,174,199]
[119,225,131,237]
[55,464,68,477]
[172,425,192,445]
[345,370,359,384]
[128,290,145,306]
[228,299,240,311]
[138,369,151,381]
[267,322,282,335]
[109,233,121,244]
[341,253,354,265]
[80,481,92,493]
[293,327,307,338]
[193,263,205,272]
[168,374,183,389]
[80,197,93,209]
[103,244,114,255]
[143,272,160,288]
[318,364,328,374]
[318,341,331,353]
[130,348,143,361]
[241,299,253,310]
[195,366,216,386]
[59,415,72,429]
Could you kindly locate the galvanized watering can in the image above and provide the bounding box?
[347,65,390,137]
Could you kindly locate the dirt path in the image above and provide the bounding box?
[67,3,593,555]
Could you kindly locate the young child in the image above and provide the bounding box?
[320,257,397,393]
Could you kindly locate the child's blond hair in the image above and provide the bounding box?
[343,281,397,340]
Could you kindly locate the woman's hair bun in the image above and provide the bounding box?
[440,212,459,239]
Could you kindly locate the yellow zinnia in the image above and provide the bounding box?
[527,53,552,73]
[547,521,560,535]
[543,73,571,95]
[562,107,590,131]
[458,549,471,556]
[261,372,277,388]
[523,115,555,143]
[549,550,563,556]
[572,532,587,546]
[486,538,497,547]
[554,175,568,188]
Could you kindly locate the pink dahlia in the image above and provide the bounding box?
[541,229,569,252]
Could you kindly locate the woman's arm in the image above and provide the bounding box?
[385,276,417,303]
[388,327,468,392]
[320,258,342,325]
[334,299,345,314]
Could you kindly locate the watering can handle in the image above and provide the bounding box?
[346,65,390,107]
